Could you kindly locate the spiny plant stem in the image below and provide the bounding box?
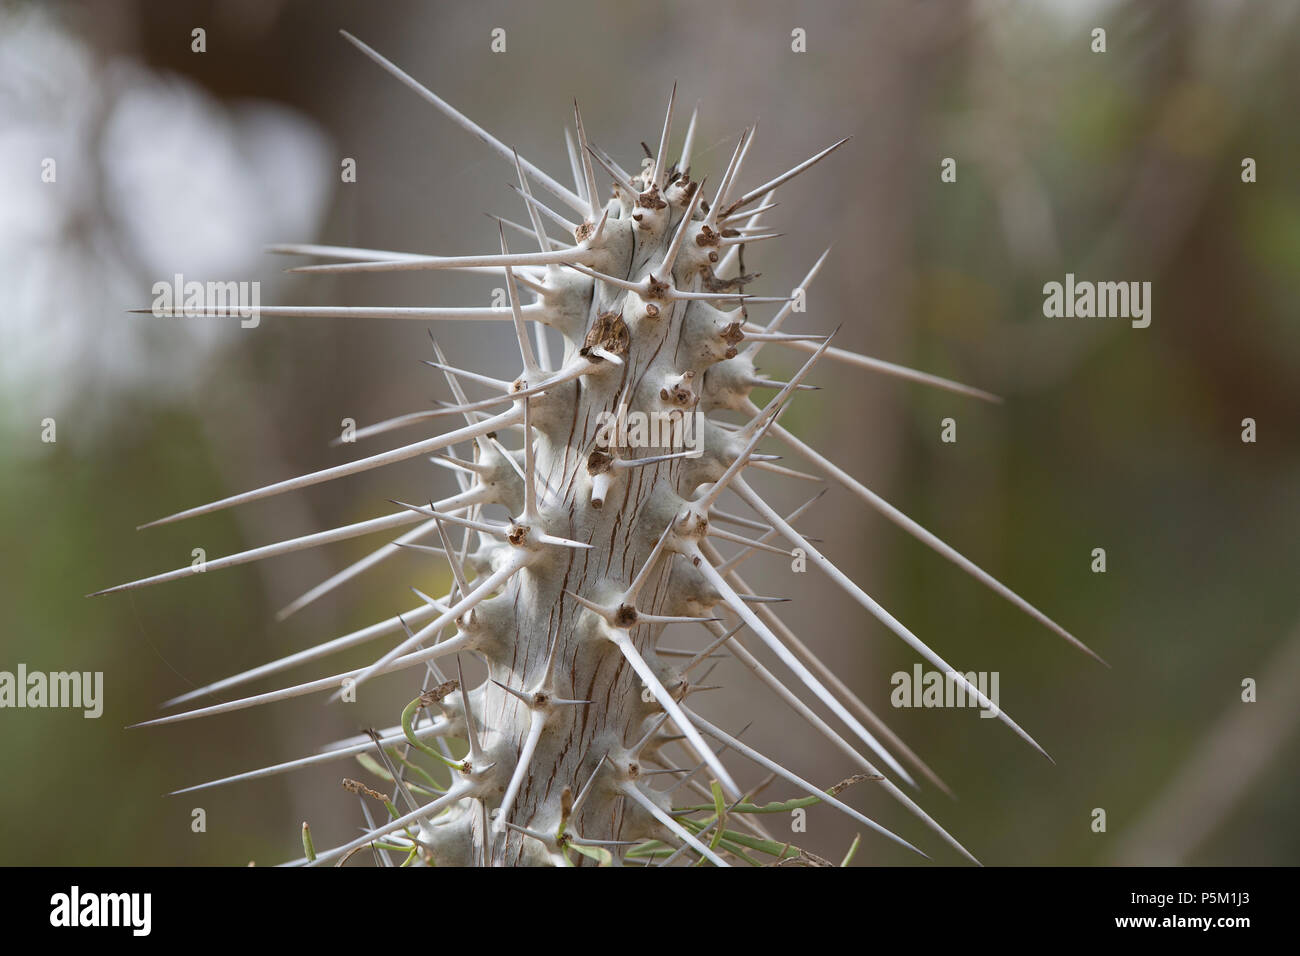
[95,31,1100,867]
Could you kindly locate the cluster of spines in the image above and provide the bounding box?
[93,31,1104,866]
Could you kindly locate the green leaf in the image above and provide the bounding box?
[301,821,316,863]
[567,842,614,866]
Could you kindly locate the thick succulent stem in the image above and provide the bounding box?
[98,34,1098,867]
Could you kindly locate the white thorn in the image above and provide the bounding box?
[621,782,729,867]
[653,82,677,190]
[137,632,472,728]
[732,475,1054,762]
[345,553,527,695]
[607,628,740,800]
[759,413,1102,664]
[132,407,521,530]
[338,31,585,214]
[301,782,477,867]
[494,709,546,833]
[686,545,916,784]
[679,102,700,174]
[722,137,850,217]
[685,709,929,861]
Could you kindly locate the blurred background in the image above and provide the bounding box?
[1,0,1297,866]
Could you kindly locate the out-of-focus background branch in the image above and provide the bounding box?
[1,0,1296,864]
